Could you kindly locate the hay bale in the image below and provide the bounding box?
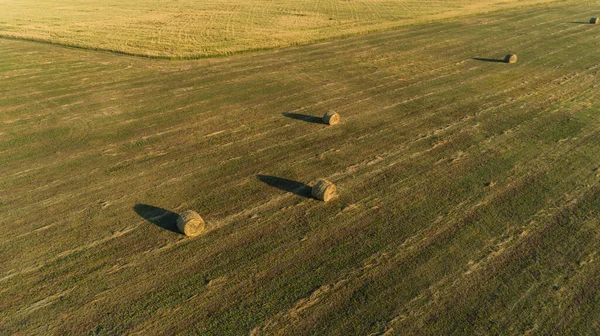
[504,53,517,64]
[591,17,599,24]
[323,111,340,125]
[312,179,336,202]
[176,210,205,236]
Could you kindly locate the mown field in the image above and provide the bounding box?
[2,1,600,335]
[0,0,557,58]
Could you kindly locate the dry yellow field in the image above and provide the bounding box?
[0,0,556,58]
[3,1,600,335]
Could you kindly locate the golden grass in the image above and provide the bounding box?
[0,0,558,58]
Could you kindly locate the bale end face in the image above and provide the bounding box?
[591,17,599,24]
[323,111,340,125]
[177,210,205,236]
[312,179,336,202]
[504,53,517,64]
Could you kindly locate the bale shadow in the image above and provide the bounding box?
[472,57,506,63]
[134,204,180,233]
[570,21,591,24]
[257,175,312,198]
[282,112,323,124]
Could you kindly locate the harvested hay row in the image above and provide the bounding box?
[591,17,599,24]
[312,179,336,202]
[323,111,340,125]
[504,53,518,63]
[176,210,205,236]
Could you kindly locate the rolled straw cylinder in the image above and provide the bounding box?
[323,111,340,125]
[176,210,205,236]
[312,179,336,202]
[504,53,517,64]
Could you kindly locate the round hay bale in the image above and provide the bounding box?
[591,17,599,24]
[323,111,340,125]
[312,179,336,202]
[504,53,517,64]
[176,210,205,236]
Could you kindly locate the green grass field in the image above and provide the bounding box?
[0,0,556,58]
[2,1,600,334]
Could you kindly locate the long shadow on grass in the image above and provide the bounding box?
[257,175,312,198]
[570,21,592,24]
[134,204,180,233]
[282,112,323,124]
[472,57,506,63]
